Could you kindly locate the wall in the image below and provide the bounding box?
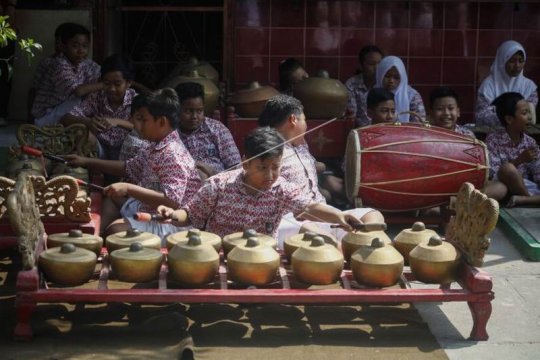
[232,1,540,123]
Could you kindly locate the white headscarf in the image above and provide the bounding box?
[375,56,411,122]
[478,40,537,103]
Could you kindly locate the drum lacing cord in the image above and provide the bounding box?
[362,150,489,170]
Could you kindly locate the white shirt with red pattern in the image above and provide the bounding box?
[178,117,241,173]
[185,168,313,238]
[69,88,137,148]
[119,129,152,161]
[454,124,476,138]
[125,130,201,212]
[280,142,326,203]
[486,128,540,183]
[31,53,100,119]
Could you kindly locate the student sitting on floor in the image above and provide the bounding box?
[65,88,201,238]
[32,22,102,126]
[155,127,360,240]
[61,54,137,160]
[486,92,540,207]
[175,82,241,180]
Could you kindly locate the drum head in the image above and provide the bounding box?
[344,129,361,203]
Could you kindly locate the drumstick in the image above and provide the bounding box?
[134,212,169,222]
[330,222,387,231]
[75,178,105,192]
[21,145,67,164]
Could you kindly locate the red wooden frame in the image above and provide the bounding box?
[13,234,493,342]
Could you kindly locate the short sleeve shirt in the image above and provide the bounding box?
[280,143,326,203]
[345,74,371,127]
[178,118,241,173]
[185,169,313,238]
[486,129,540,183]
[125,130,202,212]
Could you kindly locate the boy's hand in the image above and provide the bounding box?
[87,117,108,134]
[104,182,130,198]
[157,205,175,220]
[333,213,362,232]
[64,154,87,167]
[515,147,538,165]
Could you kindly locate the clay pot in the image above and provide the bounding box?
[229,81,279,118]
[394,222,438,264]
[342,230,392,264]
[350,238,404,287]
[291,236,344,285]
[222,229,277,255]
[292,70,348,119]
[409,235,461,285]
[47,229,103,256]
[227,237,280,286]
[167,234,220,286]
[109,242,163,283]
[162,70,219,115]
[39,243,97,286]
[166,228,221,252]
[106,229,161,253]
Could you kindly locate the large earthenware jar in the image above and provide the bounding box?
[229,81,279,118]
[292,70,348,119]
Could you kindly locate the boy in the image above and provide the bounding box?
[429,86,475,138]
[32,23,102,126]
[486,92,540,207]
[258,94,384,243]
[366,87,396,124]
[175,82,241,179]
[65,88,201,238]
[156,127,359,239]
[345,45,384,127]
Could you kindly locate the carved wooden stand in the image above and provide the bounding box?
[10,179,496,342]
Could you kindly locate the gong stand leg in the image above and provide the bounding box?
[14,294,37,341]
[467,300,491,341]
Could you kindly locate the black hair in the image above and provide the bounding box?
[54,22,77,40]
[143,88,181,128]
[492,92,524,127]
[258,94,304,128]
[367,88,394,110]
[130,94,147,115]
[101,53,135,80]
[58,23,90,44]
[244,127,285,159]
[358,45,384,64]
[429,86,459,108]
[174,82,205,103]
[278,57,304,92]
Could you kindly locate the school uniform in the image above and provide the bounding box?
[69,88,137,159]
[178,117,241,173]
[32,53,100,126]
[184,168,312,239]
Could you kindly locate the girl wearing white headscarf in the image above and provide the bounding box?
[375,55,425,122]
[475,40,538,128]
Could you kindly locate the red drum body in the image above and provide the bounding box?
[344,123,488,211]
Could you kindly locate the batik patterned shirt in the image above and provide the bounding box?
[486,128,540,182]
[280,142,326,204]
[345,74,371,127]
[125,130,201,212]
[69,88,137,148]
[475,91,538,128]
[454,124,476,138]
[31,53,100,118]
[185,169,312,238]
[178,118,241,173]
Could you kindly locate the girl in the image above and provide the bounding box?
[61,53,137,160]
[375,55,426,123]
[476,40,538,128]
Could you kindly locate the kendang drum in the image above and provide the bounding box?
[344,123,488,211]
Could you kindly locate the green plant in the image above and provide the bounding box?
[0,15,42,79]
